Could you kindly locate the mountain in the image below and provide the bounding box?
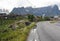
[10,5,60,16]
[0,9,9,14]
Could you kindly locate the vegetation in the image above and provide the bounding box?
[9,22,35,41]
[27,14,34,22]
[0,13,51,41]
[0,15,35,41]
[35,16,50,21]
[50,21,57,23]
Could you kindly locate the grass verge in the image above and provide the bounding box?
[9,22,35,41]
[0,22,35,41]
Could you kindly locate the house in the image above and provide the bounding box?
[50,15,59,21]
[0,12,7,19]
[0,12,6,16]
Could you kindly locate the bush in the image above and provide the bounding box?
[12,22,35,41]
[28,14,34,22]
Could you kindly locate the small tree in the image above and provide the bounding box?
[28,14,34,22]
[44,17,50,21]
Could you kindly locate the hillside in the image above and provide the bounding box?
[10,5,60,16]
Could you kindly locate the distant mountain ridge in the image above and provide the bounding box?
[10,5,60,16]
[0,9,9,13]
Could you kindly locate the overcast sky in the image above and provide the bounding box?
[0,0,60,12]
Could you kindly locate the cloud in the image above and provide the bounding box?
[27,0,60,7]
[0,0,19,12]
[0,0,60,12]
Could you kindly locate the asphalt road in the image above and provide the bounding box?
[27,21,60,41]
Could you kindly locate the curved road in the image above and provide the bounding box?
[27,21,60,41]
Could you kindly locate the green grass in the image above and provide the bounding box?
[8,22,35,41]
[0,18,35,41]
[0,19,16,32]
[50,21,57,23]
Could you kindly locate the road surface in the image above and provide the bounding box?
[27,21,60,41]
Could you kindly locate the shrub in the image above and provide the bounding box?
[28,14,34,22]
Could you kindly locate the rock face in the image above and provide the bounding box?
[10,5,60,16]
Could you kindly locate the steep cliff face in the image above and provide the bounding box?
[10,5,60,16]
